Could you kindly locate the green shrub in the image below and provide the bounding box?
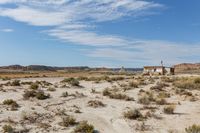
[11,80,20,86]
[35,90,50,100]
[138,92,155,105]
[61,78,80,86]
[185,124,200,133]
[30,83,39,90]
[47,87,56,92]
[23,90,36,100]
[2,124,14,133]
[73,121,94,133]
[156,98,167,105]
[163,105,175,114]
[3,99,19,110]
[61,91,68,97]
[60,116,77,127]
[23,90,50,100]
[173,77,200,90]
[129,81,139,88]
[123,109,143,120]
[88,100,105,108]
[109,93,134,101]
[102,88,111,96]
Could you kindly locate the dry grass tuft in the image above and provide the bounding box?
[88,100,105,108]
[185,124,200,133]
[163,105,175,114]
[123,109,143,120]
[73,121,94,133]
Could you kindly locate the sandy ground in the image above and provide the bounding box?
[0,75,200,133]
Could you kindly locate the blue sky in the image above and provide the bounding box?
[0,0,200,68]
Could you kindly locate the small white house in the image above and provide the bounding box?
[143,66,174,75]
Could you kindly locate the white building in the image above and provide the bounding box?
[143,66,174,75]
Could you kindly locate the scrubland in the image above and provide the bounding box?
[0,72,200,133]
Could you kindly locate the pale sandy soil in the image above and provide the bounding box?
[0,75,200,133]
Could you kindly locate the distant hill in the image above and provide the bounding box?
[174,63,200,73]
[0,65,90,72]
[0,65,142,73]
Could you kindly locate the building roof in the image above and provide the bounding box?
[144,66,174,69]
[144,66,164,69]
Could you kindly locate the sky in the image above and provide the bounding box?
[0,0,200,68]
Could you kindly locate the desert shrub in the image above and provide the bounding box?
[73,121,94,133]
[103,88,134,101]
[194,78,200,84]
[47,87,56,92]
[61,78,80,86]
[173,77,200,90]
[29,83,39,90]
[2,77,11,81]
[35,90,50,100]
[77,76,89,81]
[102,88,111,96]
[138,92,155,105]
[185,124,200,133]
[150,82,169,91]
[2,124,14,133]
[138,95,150,105]
[23,90,36,99]
[163,105,175,114]
[123,109,143,120]
[129,81,139,88]
[60,116,77,127]
[11,80,20,86]
[109,93,134,101]
[61,91,69,97]
[3,99,19,110]
[21,81,33,85]
[110,76,125,81]
[161,76,174,83]
[158,92,170,98]
[156,98,167,105]
[88,100,105,108]
[23,90,50,100]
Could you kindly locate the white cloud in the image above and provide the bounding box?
[0,0,162,46]
[1,28,14,32]
[86,40,200,66]
[46,28,130,46]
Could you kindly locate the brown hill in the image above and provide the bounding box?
[174,63,200,73]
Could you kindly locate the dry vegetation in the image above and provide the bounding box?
[0,72,200,133]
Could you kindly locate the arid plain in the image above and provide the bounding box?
[0,72,200,133]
